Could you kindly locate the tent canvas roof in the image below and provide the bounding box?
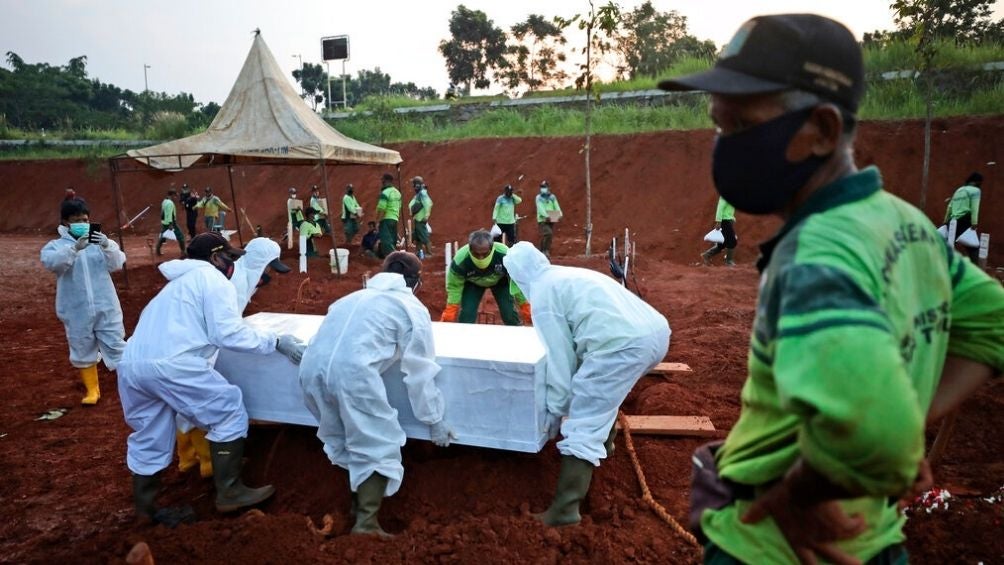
[127,33,402,170]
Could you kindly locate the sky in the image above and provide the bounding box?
[2,0,1001,106]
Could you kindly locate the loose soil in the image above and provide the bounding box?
[0,120,1001,563]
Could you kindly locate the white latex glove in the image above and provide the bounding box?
[74,236,91,251]
[276,334,305,364]
[429,420,456,447]
[545,412,563,439]
[91,232,110,249]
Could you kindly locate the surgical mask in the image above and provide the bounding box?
[711,107,827,215]
[68,222,89,238]
[471,248,494,269]
[540,188,549,195]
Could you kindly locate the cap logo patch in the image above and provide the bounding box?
[803,62,852,88]
[721,20,756,59]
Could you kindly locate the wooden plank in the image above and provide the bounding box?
[647,362,692,374]
[617,415,717,437]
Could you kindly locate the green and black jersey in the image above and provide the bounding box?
[446,242,526,305]
[703,167,1004,564]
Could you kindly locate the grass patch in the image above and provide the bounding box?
[864,39,1004,73]
[0,144,123,161]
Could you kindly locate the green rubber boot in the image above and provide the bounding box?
[724,248,736,267]
[536,456,595,526]
[351,473,393,537]
[210,439,275,513]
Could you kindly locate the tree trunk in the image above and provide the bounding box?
[583,26,593,257]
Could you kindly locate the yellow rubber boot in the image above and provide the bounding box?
[177,431,198,473]
[190,429,214,478]
[80,364,100,406]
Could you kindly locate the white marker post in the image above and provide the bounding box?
[445,242,453,284]
[947,218,958,247]
[299,234,307,273]
[978,233,990,269]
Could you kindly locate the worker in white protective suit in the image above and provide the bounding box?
[299,251,455,536]
[118,232,306,525]
[40,198,127,406]
[503,241,671,526]
[175,237,292,479]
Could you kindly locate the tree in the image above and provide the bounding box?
[438,5,508,92]
[615,2,716,79]
[504,14,568,92]
[556,1,621,257]
[292,63,329,110]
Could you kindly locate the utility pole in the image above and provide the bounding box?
[325,61,332,113]
[143,64,151,92]
[292,54,303,96]
[342,59,347,109]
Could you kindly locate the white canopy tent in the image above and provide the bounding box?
[109,31,402,281]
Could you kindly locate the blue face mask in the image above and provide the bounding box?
[711,107,827,215]
[68,222,89,238]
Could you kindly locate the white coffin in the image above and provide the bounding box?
[215,312,549,452]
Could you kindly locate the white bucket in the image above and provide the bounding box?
[331,248,349,273]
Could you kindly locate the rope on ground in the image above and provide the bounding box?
[295,277,310,312]
[618,410,700,548]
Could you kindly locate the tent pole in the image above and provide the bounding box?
[226,162,244,247]
[107,158,130,288]
[319,155,338,254]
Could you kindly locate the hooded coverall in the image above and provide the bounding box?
[503,242,671,465]
[41,225,127,370]
[118,259,277,475]
[298,272,445,496]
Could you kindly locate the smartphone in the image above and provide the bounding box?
[89,223,102,243]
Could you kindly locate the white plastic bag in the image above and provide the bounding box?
[703,228,724,244]
[161,229,177,241]
[956,228,980,248]
[490,224,502,238]
[426,222,433,235]
[936,224,948,239]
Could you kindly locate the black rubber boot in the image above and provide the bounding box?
[155,238,164,256]
[536,455,594,526]
[701,245,720,266]
[351,473,392,537]
[724,248,736,267]
[132,473,160,520]
[210,438,275,513]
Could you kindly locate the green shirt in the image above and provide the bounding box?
[446,242,526,305]
[288,198,304,223]
[341,194,361,220]
[535,193,562,222]
[715,197,736,222]
[944,184,981,225]
[410,189,433,222]
[703,167,1004,564]
[375,185,402,221]
[493,194,522,224]
[299,219,322,239]
[310,196,328,219]
[161,198,177,224]
[196,195,229,218]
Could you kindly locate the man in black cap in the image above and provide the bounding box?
[661,14,1004,565]
[179,184,200,238]
[943,172,983,262]
[117,232,306,524]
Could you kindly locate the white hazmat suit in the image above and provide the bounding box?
[298,272,445,496]
[118,259,277,475]
[503,242,670,466]
[40,225,127,369]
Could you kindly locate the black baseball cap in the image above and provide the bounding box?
[187,232,246,260]
[658,14,865,113]
[267,257,291,273]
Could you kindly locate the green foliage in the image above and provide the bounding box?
[336,67,439,108]
[864,39,1004,72]
[439,5,509,91]
[144,111,189,140]
[615,1,716,79]
[292,62,328,110]
[503,14,569,92]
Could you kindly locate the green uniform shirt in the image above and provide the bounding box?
[535,194,562,222]
[310,196,328,219]
[715,197,736,222]
[410,189,433,222]
[161,198,177,224]
[288,198,304,223]
[342,194,361,220]
[447,242,526,305]
[493,194,522,224]
[703,167,1004,564]
[944,184,981,224]
[299,219,322,238]
[376,185,402,221]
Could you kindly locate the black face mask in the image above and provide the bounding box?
[347,189,354,196]
[406,275,422,294]
[711,107,827,215]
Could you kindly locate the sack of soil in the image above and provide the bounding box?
[703,228,724,244]
[957,228,980,248]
